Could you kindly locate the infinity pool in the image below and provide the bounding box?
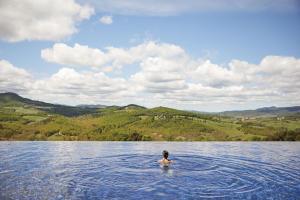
[0,142,299,199]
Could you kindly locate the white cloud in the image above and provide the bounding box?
[86,0,299,16]
[0,60,129,105]
[3,42,300,110]
[99,15,113,24]
[33,68,127,96]
[30,68,128,105]
[41,43,108,68]
[0,0,94,42]
[41,41,187,70]
[130,56,190,93]
[0,60,32,93]
[39,41,300,109]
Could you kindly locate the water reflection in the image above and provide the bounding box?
[160,164,173,175]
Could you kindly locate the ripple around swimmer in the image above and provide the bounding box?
[0,142,300,200]
[178,155,299,199]
[75,153,300,199]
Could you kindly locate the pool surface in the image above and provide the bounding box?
[0,142,300,199]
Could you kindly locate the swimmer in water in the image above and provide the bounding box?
[158,150,172,166]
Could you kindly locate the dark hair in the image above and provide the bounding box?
[162,150,169,159]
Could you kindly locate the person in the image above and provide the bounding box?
[158,150,172,166]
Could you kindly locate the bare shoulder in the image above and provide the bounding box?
[162,159,172,165]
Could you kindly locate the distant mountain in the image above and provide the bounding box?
[119,104,146,110]
[1,92,300,141]
[0,93,148,117]
[77,104,107,109]
[0,92,52,107]
[0,92,97,117]
[220,106,300,117]
[1,92,299,118]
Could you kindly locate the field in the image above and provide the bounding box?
[1,102,300,141]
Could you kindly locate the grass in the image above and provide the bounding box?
[22,115,48,122]
[7,106,40,114]
[0,104,299,141]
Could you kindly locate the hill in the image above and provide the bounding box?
[119,104,146,110]
[76,104,107,109]
[0,92,97,117]
[0,92,299,141]
[220,106,300,117]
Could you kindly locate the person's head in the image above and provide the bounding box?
[162,150,169,159]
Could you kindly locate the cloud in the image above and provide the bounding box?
[86,0,299,16]
[39,41,300,109]
[99,15,113,24]
[0,0,94,42]
[41,43,108,68]
[3,41,300,110]
[34,68,127,96]
[130,56,190,93]
[0,60,32,93]
[41,41,186,70]
[31,68,129,105]
[0,59,129,105]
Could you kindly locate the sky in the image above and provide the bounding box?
[0,0,300,112]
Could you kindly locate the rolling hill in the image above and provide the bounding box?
[0,92,300,141]
[0,92,97,116]
[220,106,300,117]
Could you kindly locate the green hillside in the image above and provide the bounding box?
[220,106,300,117]
[0,93,300,141]
[0,92,97,116]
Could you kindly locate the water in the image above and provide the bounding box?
[0,142,299,200]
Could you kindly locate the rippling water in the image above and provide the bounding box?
[0,142,299,199]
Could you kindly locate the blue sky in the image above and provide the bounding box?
[0,0,300,111]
